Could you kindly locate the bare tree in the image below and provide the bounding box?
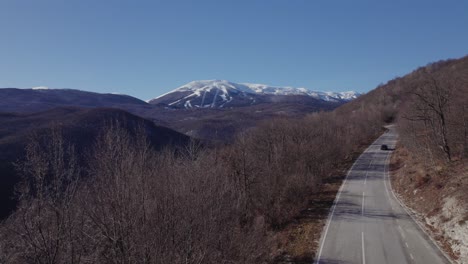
[9,126,84,264]
[404,72,453,161]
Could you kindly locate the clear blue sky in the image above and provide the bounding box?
[1,0,467,100]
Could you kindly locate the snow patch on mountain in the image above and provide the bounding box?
[32,86,50,90]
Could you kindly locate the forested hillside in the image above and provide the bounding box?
[390,57,468,262]
[0,108,190,218]
[0,95,384,263]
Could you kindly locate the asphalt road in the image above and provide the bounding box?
[315,127,451,264]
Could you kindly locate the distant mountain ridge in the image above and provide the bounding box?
[0,88,147,113]
[0,83,360,142]
[149,80,360,109]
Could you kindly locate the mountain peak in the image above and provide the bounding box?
[149,80,361,109]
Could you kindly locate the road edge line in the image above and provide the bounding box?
[314,135,381,264]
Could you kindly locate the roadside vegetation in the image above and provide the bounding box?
[391,58,468,263]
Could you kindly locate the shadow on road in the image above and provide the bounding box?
[330,193,410,222]
[363,208,410,220]
[333,203,410,222]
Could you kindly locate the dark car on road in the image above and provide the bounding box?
[380,144,388,150]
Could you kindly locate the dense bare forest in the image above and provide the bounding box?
[0,103,385,263]
[398,60,468,163]
[337,55,468,163]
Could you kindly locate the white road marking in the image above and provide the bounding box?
[405,242,409,248]
[362,232,366,264]
[364,160,372,184]
[383,152,392,198]
[315,137,381,264]
[362,191,365,216]
[410,253,415,260]
[399,226,406,239]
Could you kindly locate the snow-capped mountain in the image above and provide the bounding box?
[149,80,360,109]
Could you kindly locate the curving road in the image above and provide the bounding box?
[315,126,451,264]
